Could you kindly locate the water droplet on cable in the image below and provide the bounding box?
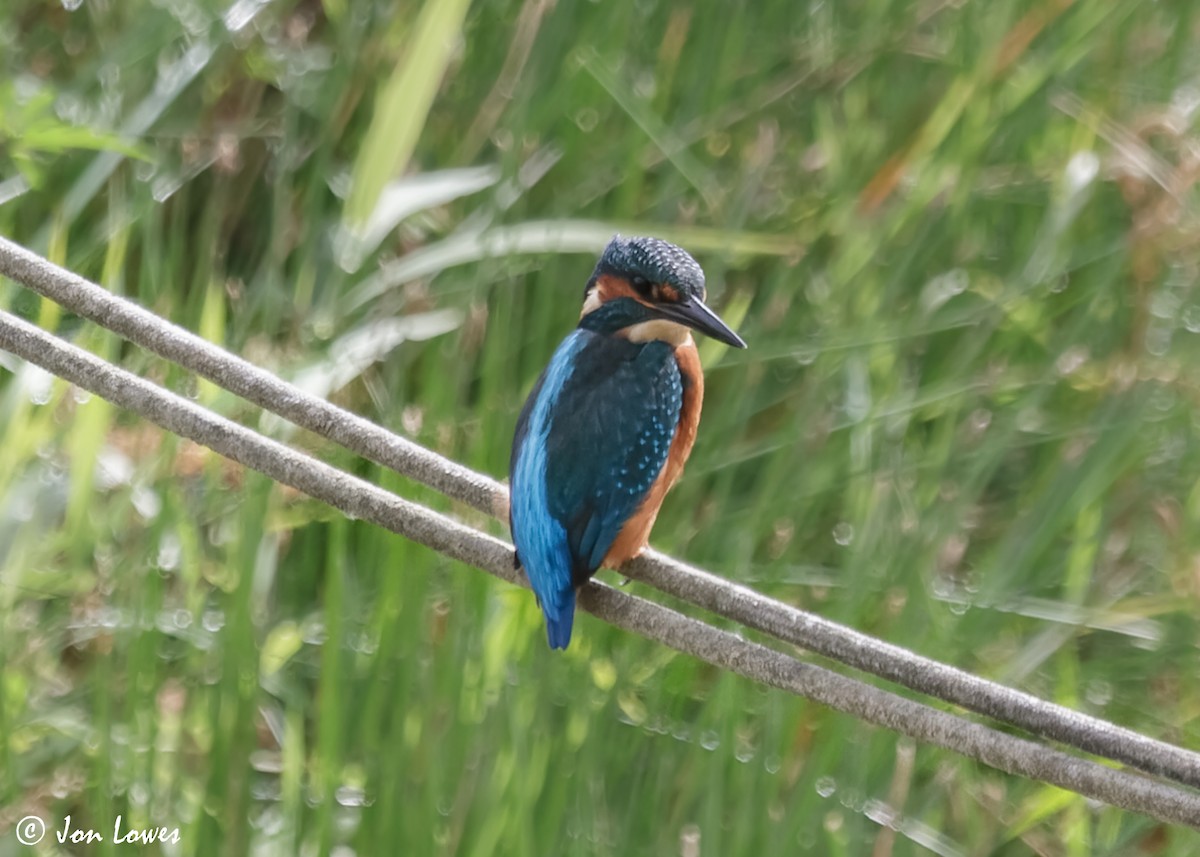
[1182,305,1200,333]
[1055,346,1088,376]
[1085,680,1113,707]
[575,108,598,132]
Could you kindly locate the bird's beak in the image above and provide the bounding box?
[652,296,748,348]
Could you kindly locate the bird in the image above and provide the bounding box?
[509,235,747,649]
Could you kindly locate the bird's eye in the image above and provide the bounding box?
[630,275,652,295]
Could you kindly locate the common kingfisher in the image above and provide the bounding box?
[509,235,747,649]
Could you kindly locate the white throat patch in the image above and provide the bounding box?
[623,319,692,346]
[580,286,602,317]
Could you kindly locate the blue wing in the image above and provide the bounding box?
[510,330,681,648]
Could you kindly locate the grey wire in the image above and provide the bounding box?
[0,237,504,519]
[0,307,1197,828]
[622,550,1200,789]
[1,235,1199,794]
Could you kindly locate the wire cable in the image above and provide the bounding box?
[2,235,1199,796]
[0,306,1196,827]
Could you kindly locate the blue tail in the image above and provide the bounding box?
[542,588,576,650]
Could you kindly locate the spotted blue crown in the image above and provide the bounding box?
[589,235,707,300]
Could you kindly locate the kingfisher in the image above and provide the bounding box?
[509,235,747,649]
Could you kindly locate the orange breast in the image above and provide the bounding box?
[602,338,704,568]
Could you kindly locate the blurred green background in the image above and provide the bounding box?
[2,0,1200,853]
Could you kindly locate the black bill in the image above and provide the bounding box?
[652,296,748,349]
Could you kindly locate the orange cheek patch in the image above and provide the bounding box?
[654,284,681,303]
[596,274,639,302]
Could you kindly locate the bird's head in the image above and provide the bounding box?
[579,235,747,349]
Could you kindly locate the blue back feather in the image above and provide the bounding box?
[511,329,681,648]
